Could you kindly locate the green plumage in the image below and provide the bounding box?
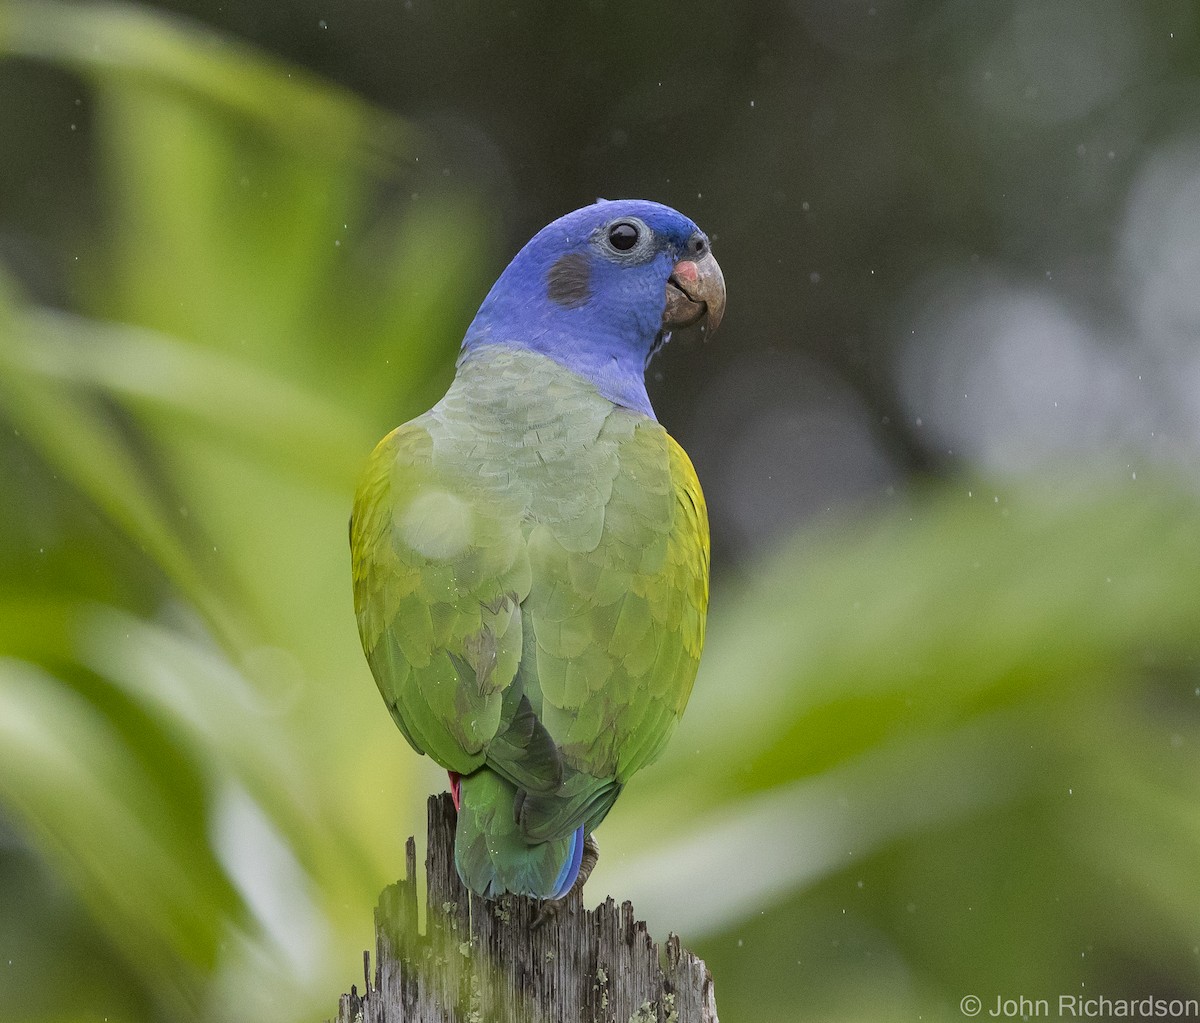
[350,346,709,898]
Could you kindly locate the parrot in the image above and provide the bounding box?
[349,199,724,904]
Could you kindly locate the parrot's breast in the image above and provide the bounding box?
[427,346,650,553]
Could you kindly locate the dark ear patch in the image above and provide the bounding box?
[547,252,591,307]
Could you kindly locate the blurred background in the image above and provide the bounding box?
[2,0,1199,1020]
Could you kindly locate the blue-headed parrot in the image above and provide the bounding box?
[350,199,724,903]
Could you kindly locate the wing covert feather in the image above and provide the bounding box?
[351,417,531,774]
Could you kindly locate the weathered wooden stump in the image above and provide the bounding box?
[332,794,718,1023]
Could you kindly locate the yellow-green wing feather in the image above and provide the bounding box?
[350,416,533,774]
[526,421,709,775]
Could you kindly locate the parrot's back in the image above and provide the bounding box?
[351,345,709,899]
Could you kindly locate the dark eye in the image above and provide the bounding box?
[608,222,639,251]
[688,234,707,256]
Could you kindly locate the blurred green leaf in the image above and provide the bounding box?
[0,657,231,1009]
[0,278,239,641]
[0,0,415,161]
[18,308,370,487]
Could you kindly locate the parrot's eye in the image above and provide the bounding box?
[608,222,640,251]
[688,234,708,257]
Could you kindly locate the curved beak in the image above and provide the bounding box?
[662,250,726,337]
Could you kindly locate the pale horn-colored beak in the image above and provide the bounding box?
[662,250,726,336]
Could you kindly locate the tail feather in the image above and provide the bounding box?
[550,826,584,899]
[453,769,583,899]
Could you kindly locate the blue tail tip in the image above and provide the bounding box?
[550,825,586,900]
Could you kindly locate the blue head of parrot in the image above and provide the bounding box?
[459,199,725,419]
